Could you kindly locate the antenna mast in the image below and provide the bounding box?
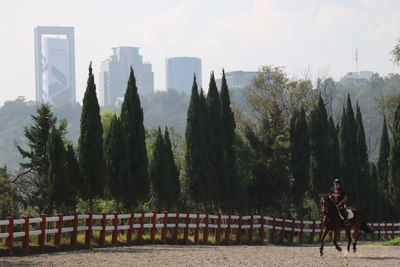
[355,49,359,73]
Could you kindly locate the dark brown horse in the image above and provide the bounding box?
[319,194,373,256]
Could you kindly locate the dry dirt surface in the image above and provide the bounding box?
[0,244,399,267]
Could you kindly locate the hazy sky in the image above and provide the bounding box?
[0,0,399,105]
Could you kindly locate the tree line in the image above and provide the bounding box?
[0,63,399,221]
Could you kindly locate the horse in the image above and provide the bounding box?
[319,193,373,256]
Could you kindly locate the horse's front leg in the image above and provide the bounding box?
[333,230,342,252]
[345,229,352,256]
[320,228,329,256]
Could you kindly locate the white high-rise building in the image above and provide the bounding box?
[34,26,76,105]
[166,57,202,94]
[99,47,154,106]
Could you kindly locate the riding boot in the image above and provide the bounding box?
[342,209,349,225]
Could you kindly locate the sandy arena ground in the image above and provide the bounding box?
[0,244,399,267]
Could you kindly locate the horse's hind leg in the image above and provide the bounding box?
[333,230,342,252]
[352,227,360,253]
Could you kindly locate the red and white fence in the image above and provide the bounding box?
[1,211,399,253]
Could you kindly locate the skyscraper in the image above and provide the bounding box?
[34,26,76,105]
[99,47,154,106]
[166,57,202,94]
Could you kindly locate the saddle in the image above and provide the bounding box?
[337,208,354,220]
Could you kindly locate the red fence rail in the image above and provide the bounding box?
[1,211,399,254]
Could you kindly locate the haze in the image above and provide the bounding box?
[0,0,399,105]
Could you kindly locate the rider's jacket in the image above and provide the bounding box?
[329,187,347,206]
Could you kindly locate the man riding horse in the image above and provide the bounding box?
[329,178,349,225]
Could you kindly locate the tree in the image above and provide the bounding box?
[339,95,360,207]
[220,69,238,211]
[104,115,130,210]
[328,116,340,180]
[206,72,226,209]
[391,39,400,66]
[355,104,370,212]
[47,126,68,212]
[120,67,149,208]
[388,101,400,210]
[64,144,81,211]
[16,104,60,212]
[309,95,330,202]
[0,167,19,219]
[289,106,309,216]
[377,117,390,196]
[164,127,180,210]
[78,63,106,212]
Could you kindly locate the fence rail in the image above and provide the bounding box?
[1,211,399,254]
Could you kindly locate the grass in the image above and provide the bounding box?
[365,237,400,246]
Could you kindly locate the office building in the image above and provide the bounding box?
[166,57,202,94]
[34,26,76,105]
[340,71,374,85]
[216,71,259,89]
[99,47,154,106]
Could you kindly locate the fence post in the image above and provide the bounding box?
[236,214,242,243]
[225,214,232,244]
[54,213,63,247]
[184,213,189,243]
[248,213,254,244]
[310,220,316,242]
[5,216,13,253]
[270,216,276,243]
[216,213,222,244]
[111,212,118,245]
[22,216,29,252]
[99,212,106,246]
[203,213,209,243]
[194,212,200,244]
[150,211,157,243]
[85,213,93,248]
[126,211,135,244]
[138,212,145,243]
[384,222,388,240]
[319,219,324,241]
[38,214,46,249]
[299,219,304,243]
[258,214,264,244]
[391,222,395,239]
[173,212,179,242]
[280,218,286,243]
[161,211,168,242]
[289,219,295,243]
[70,212,78,248]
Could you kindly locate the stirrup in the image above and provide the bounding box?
[344,220,350,226]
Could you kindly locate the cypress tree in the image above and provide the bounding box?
[149,127,166,210]
[289,106,309,215]
[328,116,340,180]
[64,144,81,211]
[388,102,400,210]
[220,69,238,211]
[369,162,379,220]
[206,72,225,209]
[355,104,369,212]
[309,95,329,202]
[120,67,149,208]
[185,75,206,208]
[378,117,390,196]
[47,126,67,213]
[164,127,180,210]
[339,95,359,207]
[104,115,130,209]
[78,63,106,212]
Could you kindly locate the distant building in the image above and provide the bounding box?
[216,71,259,89]
[166,57,202,94]
[99,47,154,106]
[34,26,76,105]
[340,71,374,84]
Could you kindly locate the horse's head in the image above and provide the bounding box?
[319,193,330,215]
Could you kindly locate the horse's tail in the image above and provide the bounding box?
[360,217,374,234]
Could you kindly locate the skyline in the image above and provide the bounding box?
[0,0,399,105]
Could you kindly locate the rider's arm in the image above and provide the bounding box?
[338,195,348,206]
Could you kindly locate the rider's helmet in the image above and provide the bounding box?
[333,178,341,185]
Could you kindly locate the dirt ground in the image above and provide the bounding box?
[0,244,399,267]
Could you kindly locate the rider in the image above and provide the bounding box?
[329,179,349,225]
